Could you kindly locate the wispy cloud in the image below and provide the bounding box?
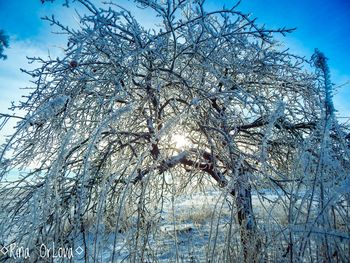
[0,38,66,143]
[0,38,60,112]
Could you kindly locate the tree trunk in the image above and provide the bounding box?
[234,172,260,263]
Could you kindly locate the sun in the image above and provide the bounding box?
[172,133,190,149]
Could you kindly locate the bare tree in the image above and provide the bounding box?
[1,0,349,262]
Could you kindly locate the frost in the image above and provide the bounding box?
[336,175,350,195]
[0,1,349,262]
[312,49,335,117]
[32,95,70,125]
[190,97,200,106]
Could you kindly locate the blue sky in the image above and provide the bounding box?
[0,0,349,129]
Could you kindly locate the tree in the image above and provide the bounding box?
[0,0,349,262]
[0,30,9,60]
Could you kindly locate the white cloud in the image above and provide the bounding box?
[0,2,96,143]
[0,38,66,143]
[0,38,59,111]
[1,0,349,145]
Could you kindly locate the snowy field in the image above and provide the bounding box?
[68,190,235,262]
[1,187,348,262]
[66,190,291,262]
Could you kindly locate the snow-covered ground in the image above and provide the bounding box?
[69,190,287,262]
[2,188,345,262]
[67,190,232,262]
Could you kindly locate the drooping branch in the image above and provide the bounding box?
[237,116,316,132]
[131,150,230,192]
